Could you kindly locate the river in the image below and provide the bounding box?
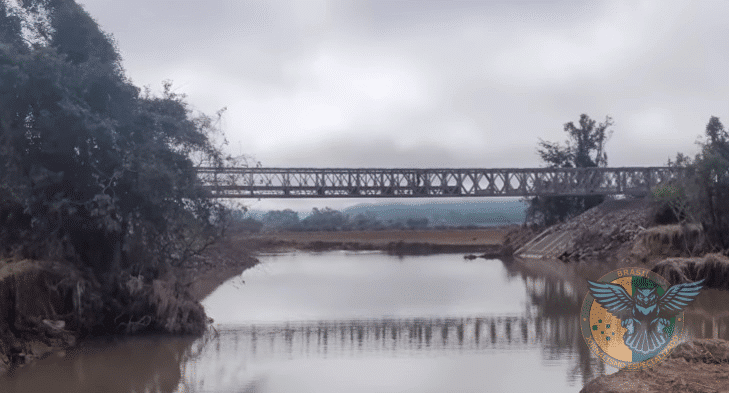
[2,251,728,392]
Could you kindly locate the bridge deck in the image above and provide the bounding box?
[195,167,682,198]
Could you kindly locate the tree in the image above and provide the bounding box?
[538,114,612,169]
[301,207,347,231]
[0,0,231,278]
[349,212,383,230]
[527,114,613,226]
[651,153,695,225]
[262,209,301,230]
[406,217,429,229]
[692,117,729,249]
[650,116,729,252]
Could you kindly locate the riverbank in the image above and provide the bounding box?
[529,198,729,392]
[179,235,260,302]
[247,227,510,255]
[581,339,729,392]
[4,197,728,389]
[0,234,258,376]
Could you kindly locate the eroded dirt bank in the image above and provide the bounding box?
[581,339,729,393]
[0,233,258,375]
[0,260,81,374]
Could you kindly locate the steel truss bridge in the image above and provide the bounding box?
[194,166,683,198]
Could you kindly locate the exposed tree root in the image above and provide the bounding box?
[0,259,207,374]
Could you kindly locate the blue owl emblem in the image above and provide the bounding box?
[587,278,704,354]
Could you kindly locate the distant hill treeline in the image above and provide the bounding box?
[232,200,527,232]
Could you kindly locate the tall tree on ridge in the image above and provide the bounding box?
[527,114,613,226]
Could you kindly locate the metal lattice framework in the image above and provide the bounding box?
[194,166,684,198]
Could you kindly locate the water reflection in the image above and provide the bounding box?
[685,289,729,340]
[179,316,590,392]
[0,335,197,393]
[202,316,545,360]
[519,267,603,386]
[2,253,729,393]
[179,254,619,391]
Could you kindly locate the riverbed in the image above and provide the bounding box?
[2,251,728,392]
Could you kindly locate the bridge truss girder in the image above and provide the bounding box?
[194,167,683,198]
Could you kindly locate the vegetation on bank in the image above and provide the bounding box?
[525,113,729,257]
[236,208,432,232]
[651,116,729,254]
[233,200,527,232]
[1,0,234,276]
[526,114,613,227]
[0,0,237,368]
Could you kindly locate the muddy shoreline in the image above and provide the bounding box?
[0,234,259,376]
[1,227,510,375]
[0,227,506,376]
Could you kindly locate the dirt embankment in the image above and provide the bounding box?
[512,197,720,266]
[0,233,258,375]
[543,198,652,263]
[249,227,510,256]
[0,260,81,374]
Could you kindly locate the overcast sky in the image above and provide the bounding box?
[76,0,729,211]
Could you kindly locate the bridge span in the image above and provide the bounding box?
[195,166,682,198]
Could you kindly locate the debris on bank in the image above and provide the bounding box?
[512,198,652,262]
[554,198,651,262]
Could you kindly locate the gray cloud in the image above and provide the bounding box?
[76,0,729,211]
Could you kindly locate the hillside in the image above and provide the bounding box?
[342,200,528,227]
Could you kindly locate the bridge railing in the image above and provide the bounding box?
[194,166,685,198]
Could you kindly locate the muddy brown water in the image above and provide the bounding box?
[2,251,728,392]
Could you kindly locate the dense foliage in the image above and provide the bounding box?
[527,114,613,226]
[652,116,729,251]
[0,0,230,278]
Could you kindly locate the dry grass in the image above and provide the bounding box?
[652,253,729,290]
[631,224,703,262]
[252,227,510,247]
[582,339,729,393]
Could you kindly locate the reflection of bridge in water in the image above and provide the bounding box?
[195,167,682,198]
[210,315,577,360]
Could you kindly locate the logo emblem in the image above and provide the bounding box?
[580,268,703,369]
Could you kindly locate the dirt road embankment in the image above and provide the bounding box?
[247,227,510,256]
